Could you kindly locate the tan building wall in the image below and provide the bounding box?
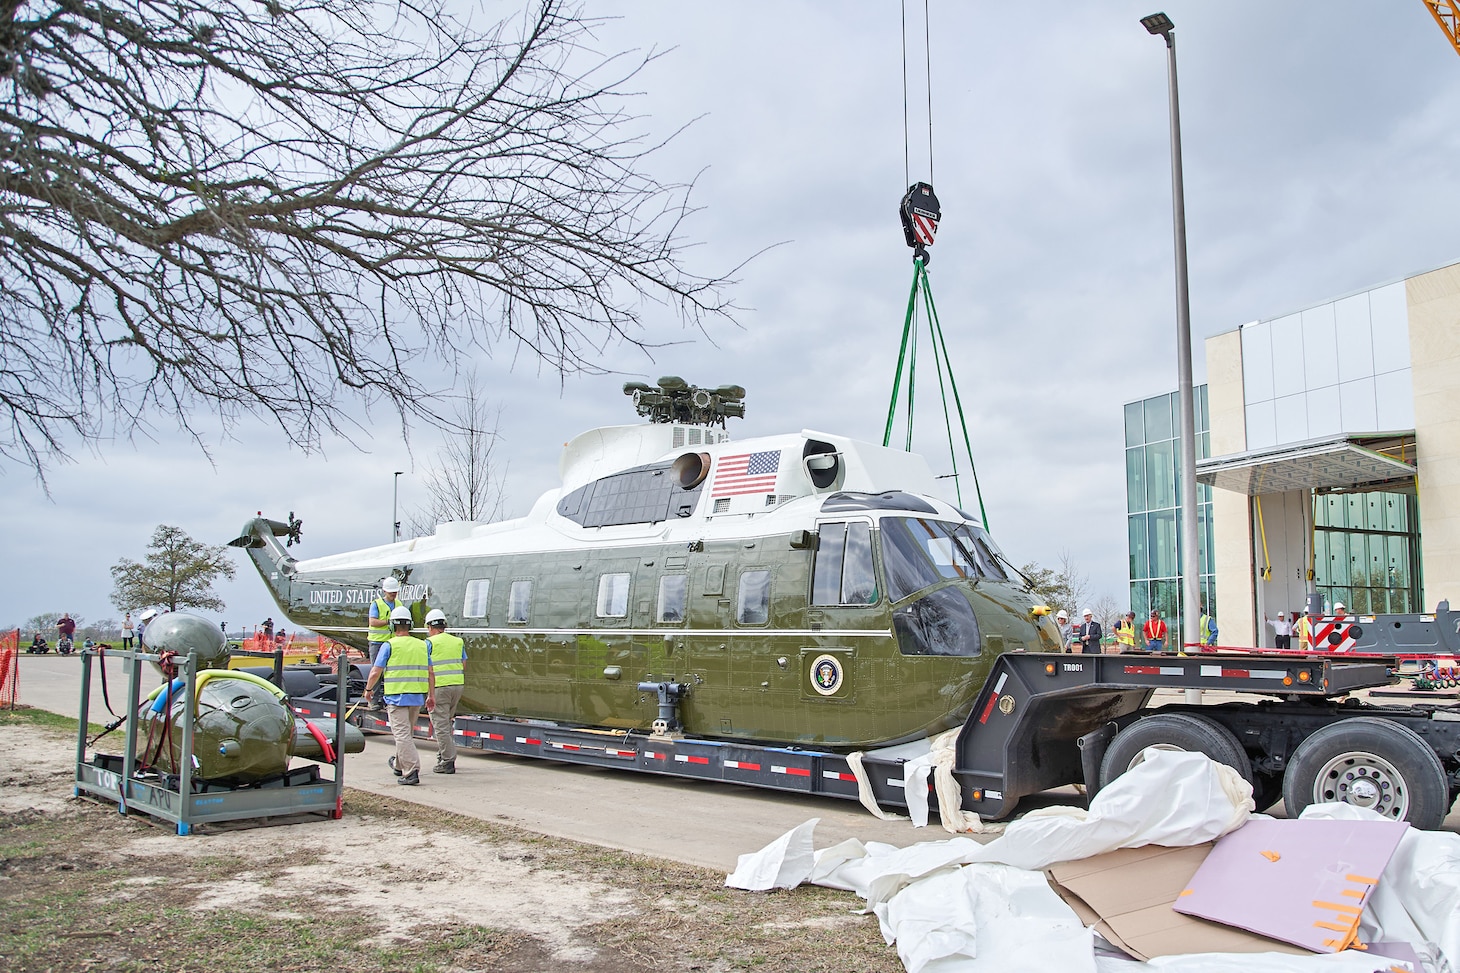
[1407,265,1460,609]
[1205,329,1256,646]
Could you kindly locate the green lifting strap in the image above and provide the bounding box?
[883,256,991,529]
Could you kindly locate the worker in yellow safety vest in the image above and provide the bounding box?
[361,606,434,785]
[1112,612,1137,653]
[424,608,465,775]
[365,577,402,709]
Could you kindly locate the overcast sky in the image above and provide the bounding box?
[7,1,1460,634]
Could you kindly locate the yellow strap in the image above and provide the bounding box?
[1255,495,1273,581]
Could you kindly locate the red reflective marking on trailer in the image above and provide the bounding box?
[323,711,335,718]
[725,760,762,771]
[978,692,1000,725]
[487,733,504,740]
[822,770,857,781]
[456,729,477,737]
[771,765,812,777]
[1124,665,1161,675]
[550,743,581,751]
[606,748,635,757]
[674,754,710,765]
[644,750,667,760]
[516,736,542,745]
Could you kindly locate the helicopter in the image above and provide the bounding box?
[232,379,1061,752]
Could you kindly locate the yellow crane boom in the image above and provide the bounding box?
[1422,0,1460,56]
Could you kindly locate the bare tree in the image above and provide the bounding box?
[1,0,736,475]
[407,379,508,536]
[1017,549,1092,620]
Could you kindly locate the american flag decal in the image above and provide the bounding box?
[712,450,781,496]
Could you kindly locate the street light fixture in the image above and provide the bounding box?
[1142,12,1203,659]
[393,471,404,542]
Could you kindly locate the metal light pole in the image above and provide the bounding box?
[393,471,404,542]
[1142,12,1202,661]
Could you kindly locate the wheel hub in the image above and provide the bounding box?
[1315,751,1405,818]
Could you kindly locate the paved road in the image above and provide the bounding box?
[11,654,1456,867]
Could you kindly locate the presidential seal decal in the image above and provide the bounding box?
[810,654,844,696]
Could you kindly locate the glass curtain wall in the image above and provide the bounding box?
[1125,387,1214,624]
[1312,491,1421,614]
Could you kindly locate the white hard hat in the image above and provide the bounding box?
[389,606,413,624]
[1056,610,1068,620]
[425,609,447,625]
[140,608,159,621]
[1334,602,1346,611]
[381,577,401,593]
[1082,608,1093,616]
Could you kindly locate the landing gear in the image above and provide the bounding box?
[1282,716,1450,830]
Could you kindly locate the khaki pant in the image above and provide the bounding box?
[387,704,422,776]
[430,684,464,763]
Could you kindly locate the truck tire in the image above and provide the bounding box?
[1099,713,1254,790]
[1282,716,1449,830]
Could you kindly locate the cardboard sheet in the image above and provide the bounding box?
[1048,843,1307,961]
[1172,818,1409,953]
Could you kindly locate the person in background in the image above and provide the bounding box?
[137,608,158,647]
[1143,609,1168,653]
[1055,610,1073,652]
[56,611,76,648]
[122,611,134,650]
[424,609,464,775]
[1198,603,1219,647]
[1332,601,1349,623]
[1265,611,1293,650]
[1111,611,1137,653]
[1078,609,1102,655]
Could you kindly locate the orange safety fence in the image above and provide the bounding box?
[0,628,18,708]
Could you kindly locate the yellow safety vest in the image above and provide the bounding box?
[428,632,465,687]
[1114,619,1136,646]
[383,635,430,695]
[369,597,398,643]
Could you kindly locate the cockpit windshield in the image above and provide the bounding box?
[880,518,1008,601]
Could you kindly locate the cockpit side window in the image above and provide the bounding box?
[881,517,1004,600]
[811,521,878,606]
[880,518,944,601]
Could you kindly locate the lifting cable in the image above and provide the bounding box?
[885,0,989,526]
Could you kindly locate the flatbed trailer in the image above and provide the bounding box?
[286,651,1460,829]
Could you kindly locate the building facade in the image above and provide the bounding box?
[1124,386,1213,625]
[1126,260,1460,648]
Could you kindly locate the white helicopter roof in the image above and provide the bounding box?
[295,424,969,573]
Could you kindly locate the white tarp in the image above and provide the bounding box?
[726,749,1459,973]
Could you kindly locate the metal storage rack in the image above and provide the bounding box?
[73,647,348,834]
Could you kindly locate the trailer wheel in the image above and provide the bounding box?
[1099,713,1254,790]
[1282,717,1449,829]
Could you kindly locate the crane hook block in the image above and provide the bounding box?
[900,182,941,262]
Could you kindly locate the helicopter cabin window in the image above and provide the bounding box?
[596,573,631,618]
[507,580,533,624]
[812,522,878,606]
[736,570,771,624]
[462,579,491,618]
[657,575,687,622]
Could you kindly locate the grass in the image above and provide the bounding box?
[0,704,106,737]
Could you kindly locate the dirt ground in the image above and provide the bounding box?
[0,711,903,973]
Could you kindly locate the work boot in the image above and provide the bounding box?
[433,759,455,775]
[397,769,420,786]
[388,756,402,777]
